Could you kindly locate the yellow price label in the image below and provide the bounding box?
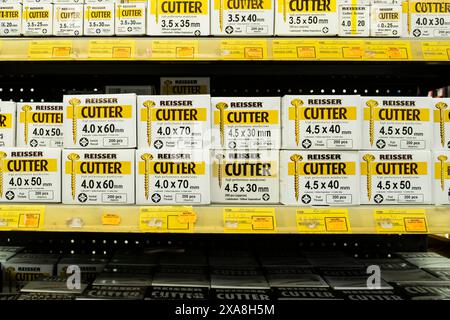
[151,40,199,60]
[139,206,196,233]
[374,209,428,234]
[0,206,45,230]
[223,207,276,233]
[364,40,411,60]
[272,40,318,60]
[28,40,72,59]
[220,40,268,60]
[421,41,450,61]
[88,40,136,59]
[317,40,364,60]
[101,213,121,226]
[296,208,351,233]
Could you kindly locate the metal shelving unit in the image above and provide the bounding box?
[0,37,449,61]
[1,36,450,255]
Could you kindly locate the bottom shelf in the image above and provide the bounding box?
[1,242,450,301]
[0,204,449,234]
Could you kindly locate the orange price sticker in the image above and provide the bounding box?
[297,46,316,58]
[404,218,427,233]
[102,213,121,226]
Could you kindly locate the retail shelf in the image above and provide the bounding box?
[1,37,450,61]
[0,204,448,235]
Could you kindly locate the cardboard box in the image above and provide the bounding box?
[160,77,210,95]
[338,1,370,37]
[371,5,403,37]
[22,3,53,36]
[275,0,338,36]
[0,102,16,147]
[211,97,281,150]
[280,150,360,206]
[62,149,135,205]
[359,150,432,204]
[405,0,450,38]
[16,102,63,148]
[432,150,450,204]
[57,255,107,282]
[136,149,210,205]
[105,85,156,95]
[281,95,361,150]
[433,98,450,150]
[2,254,59,293]
[84,3,114,36]
[361,96,432,150]
[0,147,61,203]
[115,2,146,35]
[63,93,137,149]
[211,0,274,36]
[0,3,22,36]
[146,286,209,300]
[53,3,83,36]
[146,0,210,36]
[137,94,210,150]
[211,149,279,204]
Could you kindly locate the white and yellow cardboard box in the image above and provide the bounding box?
[211,149,279,203]
[0,147,61,203]
[361,96,432,150]
[432,150,450,204]
[403,0,450,38]
[84,3,115,36]
[63,93,137,149]
[137,94,210,150]
[62,149,135,205]
[338,0,370,37]
[359,150,432,205]
[211,0,274,36]
[0,2,22,36]
[211,96,281,150]
[275,0,338,36]
[280,150,360,206]
[136,148,210,205]
[115,2,146,35]
[53,3,83,36]
[146,0,210,35]
[0,102,16,147]
[371,4,403,37]
[433,98,450,150]
[281,95,361,150]
[16,102,64,148]
[22,3,53,36]
[160,77,211,95]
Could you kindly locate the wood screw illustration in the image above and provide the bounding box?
[291,99,303,146]
[67,153,80,200]
[143,100,155,147]
[141,153,153,200]
[283,0,287,22]
[438,155,448,191]
[0,151,6,198]
[435,102,448,147]
[21,105,32,145]
[215,102,228,148]
[69,98,81,145]
[363,154,375,201]
[290,154,303,202]
[216,153,225,188]
[366,100,378,146]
